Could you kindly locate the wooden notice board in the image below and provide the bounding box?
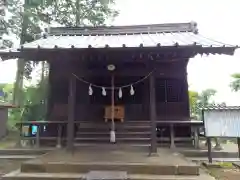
[104,106,124,122]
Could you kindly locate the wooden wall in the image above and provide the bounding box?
[48,58,190,122]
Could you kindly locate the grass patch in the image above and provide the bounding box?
[202,162,240,180]
[217,162,234,168]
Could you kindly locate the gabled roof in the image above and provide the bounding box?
[0,22,238,61]
[20,22,236,50]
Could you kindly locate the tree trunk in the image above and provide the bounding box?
[75,0,80,26]
[13,1,27,106]
[13,59,24,105]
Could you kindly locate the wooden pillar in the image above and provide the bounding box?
[237,138,240,159]
[56,124,62,148]
[35,125,40,148]
[170,124,175,149]
[149,71,157,154]
[193,126,199,149]
[207,137,212,163]
[67,74,76,151]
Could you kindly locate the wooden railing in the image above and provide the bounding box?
[16,120,203,148]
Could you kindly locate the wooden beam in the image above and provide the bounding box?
[149,69,157,154]
[67,74,76,151]
[53,63,186,79]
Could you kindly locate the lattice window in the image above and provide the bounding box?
[156,79,184,102]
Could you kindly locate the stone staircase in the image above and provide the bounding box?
[2,156,213,180]
[74,121,151,146]
[1,147,215,180]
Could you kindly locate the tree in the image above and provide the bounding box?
[0,83,13,102]
[189,90,199,118]
[198,89,216,107]
[189,89,217,119]
[5,0,118,105]
[193,89,223,150]
[230,73,240,92]
[49,0,118,26]
[0,0,13,48]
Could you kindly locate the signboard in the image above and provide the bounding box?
[204,109,240,137]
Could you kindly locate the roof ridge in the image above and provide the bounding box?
[49,22,198,36]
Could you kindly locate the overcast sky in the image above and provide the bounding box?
[0,0,240,104]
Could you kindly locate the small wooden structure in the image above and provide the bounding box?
[0,22,238,153]
[202,106,240,163]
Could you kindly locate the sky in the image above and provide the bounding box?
[0,0,240,104]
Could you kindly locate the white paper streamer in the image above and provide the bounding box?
[88,85,93,95]
[130,85,135,95]
[102,87,107,96]
[118,88,122,98]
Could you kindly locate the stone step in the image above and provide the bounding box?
[20,162,199,175]
[0,155,36,160]
[78,124,151,130]
[0,149,51,156]
[73,143,151,148]
[3,171,213,180]
[77,128,150,133]
[76,132,151,138]
[78,122,150,127]
[79,121,151,126]
[74,137,151,144]
[77,125,151,133]
[3,170,84,180]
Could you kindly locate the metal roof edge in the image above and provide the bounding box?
[49,22,198,36]
[0,48,21,61]
[202,105,240,111]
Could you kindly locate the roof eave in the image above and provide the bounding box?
[0,51,22,61]
[198,46,238,56]
[0,45,238,61]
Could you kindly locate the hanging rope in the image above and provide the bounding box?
[72,70,154,90]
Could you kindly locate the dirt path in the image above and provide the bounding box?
[208,167,240,180]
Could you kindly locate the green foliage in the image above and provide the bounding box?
[48,0,119,26]
[188,90,199,118]
[0,70,48,130]
[5,0,118,122]
[230,73,240,92]
[5,0,117,78]
[189,89,218,119]
[198,89,216,107]
[0,83,13,102]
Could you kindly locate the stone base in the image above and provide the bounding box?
[86,171,127,180]
[3,171,215,180]
[21,161,200,175]
[3,147,202,180]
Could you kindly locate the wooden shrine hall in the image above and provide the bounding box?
[0,22,238,153]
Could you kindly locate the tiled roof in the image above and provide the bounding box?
[19,22,237,51]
